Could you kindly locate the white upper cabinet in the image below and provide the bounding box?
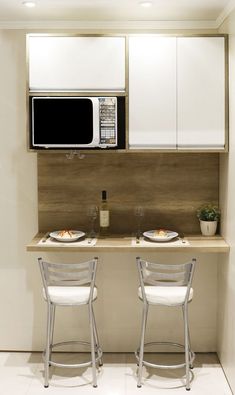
[28,36,126,91]
[129,35,226,150]
[129,36,177,149]
[177,37,225,149]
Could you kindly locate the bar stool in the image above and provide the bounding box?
[136,257,196,391]
[38,257,102,388]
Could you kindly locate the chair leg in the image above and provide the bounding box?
[44,302,52,388]
[137,303,148,388]
[91,305,103,366]
[49,304,55,364]
[183,305,190,391]
[89,303,97,387]
[182,307,194,369]
[187,324,194,369]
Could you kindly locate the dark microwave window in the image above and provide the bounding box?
[32,98,93,145]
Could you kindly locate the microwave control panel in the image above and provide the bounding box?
[99,97,117,147]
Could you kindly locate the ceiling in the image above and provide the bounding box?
[0,0,234,28]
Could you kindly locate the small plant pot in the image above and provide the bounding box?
[200,220,218,236]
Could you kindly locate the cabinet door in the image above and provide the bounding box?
[177,37,225,149]
[28,36,126,91]
[129,36,177,149]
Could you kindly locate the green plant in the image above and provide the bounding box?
[197,204,220,221]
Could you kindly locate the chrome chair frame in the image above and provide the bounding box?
[38,257,102,388]
[136,257,196,391]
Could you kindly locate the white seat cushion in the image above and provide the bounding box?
[138,286,193,305]
[43,286,97,305]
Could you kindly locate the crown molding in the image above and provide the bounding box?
[216,0,235,27]
[1,0,235,31]
[0,19,218,30]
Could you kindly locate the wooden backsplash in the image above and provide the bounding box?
[38,153,219,235]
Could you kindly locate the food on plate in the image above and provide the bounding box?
[50,229,85,242]
[57,230,74,238]
[153,229,168,237]
[143,229,178,242]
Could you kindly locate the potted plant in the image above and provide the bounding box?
[196,204,220,236]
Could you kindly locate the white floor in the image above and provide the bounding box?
[0,352,232,395]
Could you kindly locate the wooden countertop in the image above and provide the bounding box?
[26,233,229,253]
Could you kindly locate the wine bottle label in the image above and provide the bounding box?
[100,210,110,227]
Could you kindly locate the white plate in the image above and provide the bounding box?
[49,230,85,242]
[143,230,178,242]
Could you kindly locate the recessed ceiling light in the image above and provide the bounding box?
[22,1,36,7]
[139,1,153,7]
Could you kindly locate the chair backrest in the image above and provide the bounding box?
[136,257,196,304]
[38,257,98,303]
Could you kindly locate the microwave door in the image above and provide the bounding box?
[32,97,100,148]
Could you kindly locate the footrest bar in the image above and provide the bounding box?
[135,341,195,370]
[43,340,103,369]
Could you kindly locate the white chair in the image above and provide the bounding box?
[38,257,102,388]
[136,257,196,391]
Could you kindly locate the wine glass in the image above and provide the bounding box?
[86,205,98,238]
[134,206,145,242]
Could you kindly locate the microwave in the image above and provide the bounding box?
[30,96,125,149]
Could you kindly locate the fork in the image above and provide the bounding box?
[179,232,186,244]
[42,232,50,243]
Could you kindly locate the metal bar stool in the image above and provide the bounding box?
[136,257,196,391]
[38,257,102,388]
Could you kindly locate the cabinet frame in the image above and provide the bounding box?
[26,33,228,153]
[26,33,129,153]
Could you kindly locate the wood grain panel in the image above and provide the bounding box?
[38,153,219,234]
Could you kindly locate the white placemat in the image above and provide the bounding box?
[132,237,189,247]
[38,237,97,247]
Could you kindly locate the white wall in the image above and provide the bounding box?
[0,30,38,348]
[218,9,235,393]
[0,29,219,352]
